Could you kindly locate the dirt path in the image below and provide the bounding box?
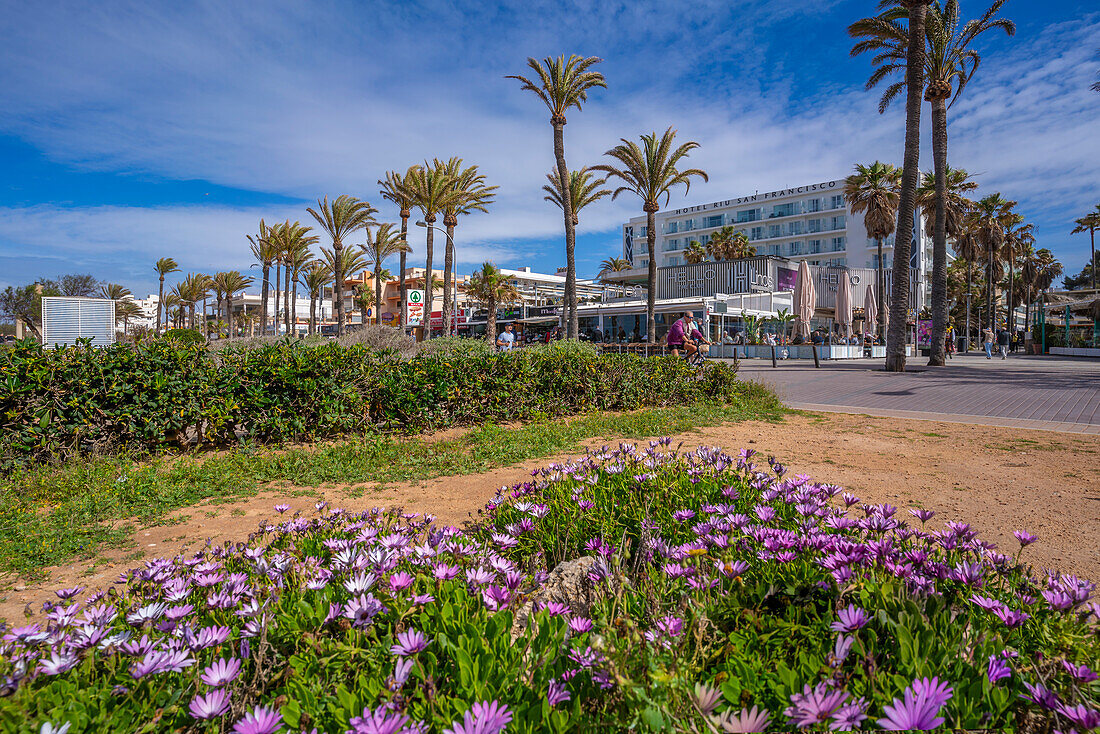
[3,412,1097,621]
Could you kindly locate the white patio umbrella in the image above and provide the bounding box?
[836,271,853,339]
[864,283,878,338]
[794,260,816,339]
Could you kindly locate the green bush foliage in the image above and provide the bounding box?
[0,340,740,467]
[163,328,205,345]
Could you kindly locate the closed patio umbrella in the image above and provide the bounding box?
[864,283,877,339]
[794,260,815,339]
[836,270,853,340]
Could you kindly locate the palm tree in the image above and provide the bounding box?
[353,285,376,328]
[438,159,497,335]
[321,244,370,325]
[507,55,606,338]
[174,273,209,331]
[379,167,420,327]
[850,0,932,371]
[362,223,411,326]
[728,230,756,259]
[301,262,330,335]
[542,167,612,226]
[844,162,902,339]
[704,226,756,261]
[247,220,275,334]
[599,257,631,273]
[1002,214,1033,333]
[917,165,978,363]
[397,162,454,340]
[211,271,254,338]
[307,196,377,336]
[970,193,1015,329]
[593,127,708,341]
[162,293,182,329]
[116,300,142,333]
[1071,205,1100,291]
[283,224,318,335]
[465,262,521,346]
[154,257,179,334]
[99,283,131,301]
[952,218,982,344]
[684,240,707,264]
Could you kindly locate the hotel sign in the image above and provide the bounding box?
[668,180,840,215]
[657,257,787,300]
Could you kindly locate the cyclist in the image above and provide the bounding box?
[687,314,711,359]
[666,311,698,359]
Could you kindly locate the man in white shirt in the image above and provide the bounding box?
[496,323,516,352]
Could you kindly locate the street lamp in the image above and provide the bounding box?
[415,221,459,336]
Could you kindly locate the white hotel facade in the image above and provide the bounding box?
[621,178,932,308]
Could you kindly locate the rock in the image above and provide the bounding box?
[510,556,623,640]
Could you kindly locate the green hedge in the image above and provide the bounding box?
[1,340,742,467]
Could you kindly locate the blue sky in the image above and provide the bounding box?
[1,0,1097,297]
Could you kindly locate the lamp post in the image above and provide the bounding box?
[416,221,459,336]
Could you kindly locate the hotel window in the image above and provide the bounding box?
[750,226,764,240]
[704,214,723,228]
[664,222,677,234]
[699,234,711,245]
[682,218,695,231]
[789,221,804,235]
[808,240,821,254]
[808,218,822,233]
[788,241,803,256]
[806,198,822,213]
[771,203,797,218]
[768,224,782,238]
[830,215,846,230]
[770,244,782,256]
[830,194,845,209]
[831,236,846,252]
[736,208,759,223]
[828,257,847,267]
[640,226,648,236]
[667,257,680,266]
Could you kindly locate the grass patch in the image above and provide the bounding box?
[921,431,948,438]
[0,384,784,578]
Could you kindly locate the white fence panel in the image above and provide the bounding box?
[41,297,116,348]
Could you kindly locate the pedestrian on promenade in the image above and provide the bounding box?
[996,326,1010,360]
[983,327,995,359]
[945,325,955,359]
[497,323,516,352]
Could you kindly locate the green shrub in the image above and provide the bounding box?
[0,340,744,467]
[162,328,205,345]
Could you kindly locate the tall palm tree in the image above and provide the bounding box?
[162,293,182,329]
[174,273,209,331]
[362,223,411,326]
[1003,214,1033,332]
[844,162,902,338]
[154,257,179,334]
[1071,204,1100,291]
[397,163,454,340]
[353,285,376,328]
[599,257,631,273]
[850,0,932,371]
[917,165,978,363]
[542,167,612,226]
[247,220,275,334]
[211,271,254,338]
[99,283,131,301]
[320,244,370,325]
[952,218,982,343]
[379,167,420,327]
[969,193,1015,329]
[438,159,497,335]
[728,230,756,259]
[593,127,708,341]
[301,262,330,335]
[684,241,707,264]
[280,223,318,335]
[465,262,521,346]
[307,196,377,337]
[507,55,606,338]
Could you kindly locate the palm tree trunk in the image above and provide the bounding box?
[157,276,165,334]
[885,0,930,372]
[226,294,234,337]
[292,273,299,336]
[375,266,383,327]
[876,238,886,339]
[260,264,270,336]
[966,261,972,347]
[423,222,434,341]
[553,121,578,339]
[333,241,345,337]
[399,212,409,328]
[284,264,292,336]
[486,296,497,346]
[646,208,658,342]
[1007,259,1015,336]
[273,262,281,335]
[1091,226,1096,291]
[443,226,454,335]
[310,295,317,334]
[987,249,994,331]
[928,96,948,367]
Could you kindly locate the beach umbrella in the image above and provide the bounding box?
[864,281,877,338]
[836,270,853,339]
[794,260,815,339]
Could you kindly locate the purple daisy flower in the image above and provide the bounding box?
[548,679,571,706]
[987,655,1011,684]
[1061,660,1098,682]
[201,658,242,687]
[1012,530,1038,547]
[389,572,414,592]
[232,705,282,734]
[568,616,593,634]
[189,688,231,720]
[830,604,868,633]
[785,682,849,728]
[444,700,512,734]
[877,676,953,731]
[390,629,430,657]
[273,504,290,514]
[713,705,771,733]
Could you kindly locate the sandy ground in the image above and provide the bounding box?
[2,412,1098,621]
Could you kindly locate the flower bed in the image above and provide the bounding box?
[0,340,746,468]
[0,444,1096,732]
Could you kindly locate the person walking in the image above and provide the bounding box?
[982,327,995,359]
[996,325,1011,360]
[945,325,955,360]
[496,323,516,353]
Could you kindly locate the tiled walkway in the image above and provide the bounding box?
[733,353,1100,434]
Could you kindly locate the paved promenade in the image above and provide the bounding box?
[733,353,1100,434]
